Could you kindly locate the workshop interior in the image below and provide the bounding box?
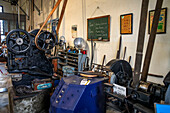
[0,0,170,113]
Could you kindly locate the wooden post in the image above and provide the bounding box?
[141,0,163,81]
[56,0,68,34]
[31,0,34,29]
[133,0,149,87]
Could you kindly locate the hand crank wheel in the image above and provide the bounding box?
[6,29,31,54]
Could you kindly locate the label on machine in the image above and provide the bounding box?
[80,79,91,85]
[113,83,126,96]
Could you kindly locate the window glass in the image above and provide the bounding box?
[0,6,2,12]
[0,20,3,34]
[10,21,16,30]
[20,22,25,30]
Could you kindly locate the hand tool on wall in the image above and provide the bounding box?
[101,55,106,71]
[116,35,122,59]
[90,37,96,70]
[122,46,126,60]
[128,56,131,64]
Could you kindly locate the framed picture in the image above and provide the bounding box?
[72,25,77,38]
[148,8,167,34]
[120,13,133,34]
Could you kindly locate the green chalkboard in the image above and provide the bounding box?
[87,15,110,41]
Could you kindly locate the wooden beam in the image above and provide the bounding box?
[133,0,149,87]
[141,0,163,81]
[56,0,68,34]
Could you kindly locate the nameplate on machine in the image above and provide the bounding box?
[113,83,126,96]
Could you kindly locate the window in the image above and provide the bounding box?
[0,6,3,34]
[0,20,3,34]
[0,6,3,12]
[0,5,4,41]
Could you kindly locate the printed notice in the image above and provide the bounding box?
[113,83,126,96]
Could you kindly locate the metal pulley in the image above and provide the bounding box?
[6,29,31,54]
[106,59,132,86]
[35,31,56,51]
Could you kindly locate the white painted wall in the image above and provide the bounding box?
[58,0,170,84]
[32,0,170,84]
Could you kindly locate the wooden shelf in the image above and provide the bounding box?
[58,62,66,66]
[58,56,66,60]
[57,50,87,76]
[67,58,78,62]
[67,62,78,67]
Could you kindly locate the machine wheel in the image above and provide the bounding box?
[106,59,132,86]
[6,29,31,54]
[35,31,56,51]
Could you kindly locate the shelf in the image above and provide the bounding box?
[58,56,66,60]
[57,51,87,76]
[67,55,78,59]
[67,52,78,56]
[58,62,66,66]
[58,54,66,56]
[67,58,78,63]
[67,62,78,67]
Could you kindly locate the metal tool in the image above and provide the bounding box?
[122,46,126,60]
[116,35,122,59]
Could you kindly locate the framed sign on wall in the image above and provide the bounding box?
[148,8,167,34]
[120,13,133,34]
[87,15,110,41]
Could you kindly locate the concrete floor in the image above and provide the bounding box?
[0,62,8,76]
[106,106,121,113]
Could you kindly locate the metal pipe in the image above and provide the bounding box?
[141,0,163,81]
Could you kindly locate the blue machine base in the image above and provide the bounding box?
[50,75,106,113]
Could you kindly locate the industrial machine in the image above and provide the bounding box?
[105,59,169,113]
[50,75,106,113]
[6,29,56,76]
